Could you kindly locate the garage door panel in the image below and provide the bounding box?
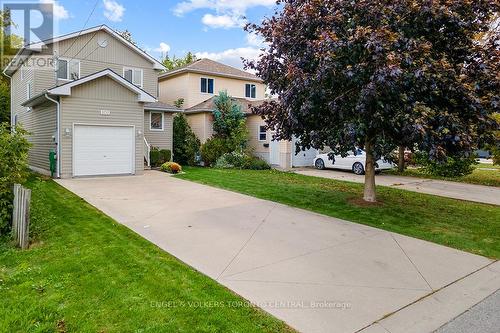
[292,137,318,167]
[74,125,135,177]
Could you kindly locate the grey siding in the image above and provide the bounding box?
[54,31,159,97]
[59,76,145,178]
[11,65,57,174]
[144,111,173,151]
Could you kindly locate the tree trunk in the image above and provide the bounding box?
[363,139,377,202]
[398,145,405,172]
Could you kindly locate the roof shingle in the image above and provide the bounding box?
[185,96,265,115]
[159,59,262,82]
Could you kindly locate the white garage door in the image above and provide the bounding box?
[74,125,135,177]
[292,137,318,167]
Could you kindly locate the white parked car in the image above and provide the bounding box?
[313,149,394,175]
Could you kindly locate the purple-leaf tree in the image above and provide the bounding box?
[246,0,499,202]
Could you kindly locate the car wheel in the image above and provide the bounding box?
[315,159,325,170]
[352,162,365,175]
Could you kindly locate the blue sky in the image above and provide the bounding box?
[8,0,277,69]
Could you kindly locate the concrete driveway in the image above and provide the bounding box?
[56,171,500,333]
[294,169,500,205]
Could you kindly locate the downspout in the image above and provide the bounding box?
[45,93,61,178]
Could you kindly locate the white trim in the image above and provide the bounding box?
[72,123,136,177]
[11,25,165,71]
[258,125,267,142]
[200,77,215,94]
[123,67,144,88]
[48,69,156,103]
[149,111,164,131]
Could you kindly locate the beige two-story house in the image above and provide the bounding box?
[4,25,179,178]
[158,59,317,168]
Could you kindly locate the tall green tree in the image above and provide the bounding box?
[212,91,248,151]
[0,124,31,232]
[1,9,23,124]
[162,52,197,71]
[173,113,200,166]
[246,0,499,202]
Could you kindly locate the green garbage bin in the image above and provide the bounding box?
[49,150,57,178]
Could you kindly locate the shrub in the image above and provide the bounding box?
[214,152,271,170]
[160,162,182,174]
[150,148,160,167]
[246,157,271,170]
[159,149,171,164]
[150,148,172,167]
[201,137,231,166]
[173,113,200,166]
[415,152,477,178]
[0,123,31,234]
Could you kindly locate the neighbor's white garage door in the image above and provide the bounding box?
[292,136,318,167]
[73,125,135,177]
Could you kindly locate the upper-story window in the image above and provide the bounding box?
[245,83,256,99]
[201,77,214,94]
[57,58,80,81]
[123,67,143,88]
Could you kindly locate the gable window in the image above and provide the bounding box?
[201,77,214,94]
[150,112,164,131]
[259,125,267,141]
[123,67,143,88]
[57,58,80,81]
[245,84,256,99]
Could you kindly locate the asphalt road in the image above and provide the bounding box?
[435,289,500,333]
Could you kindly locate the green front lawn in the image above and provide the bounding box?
[176,167,500,259]
[0,177,293,333]
[385,165,500,187]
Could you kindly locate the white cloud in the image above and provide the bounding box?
[201,14,245,29]
[154,42,171,54]
[103,0,125,22]
[195,47,262,71]
[246,32,264,47]
[40,0,70,20]
[174,0,275,16]
[173,0,274,29]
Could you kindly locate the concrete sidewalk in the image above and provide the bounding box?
[294,169,500,205]
[56,171,500,333]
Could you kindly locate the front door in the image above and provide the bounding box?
[270,139,280,165]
